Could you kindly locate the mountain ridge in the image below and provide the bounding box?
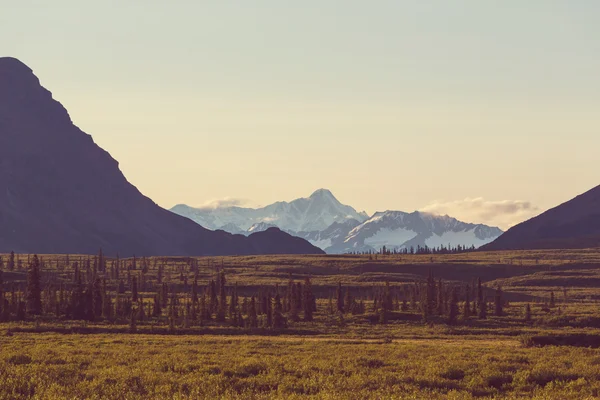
[0,57,323,256]
[173,190,503,253]
[171,188,369,233]
[481,185,600,250]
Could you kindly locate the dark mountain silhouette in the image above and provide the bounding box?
[482,185,600,250]
[0,57,323,256]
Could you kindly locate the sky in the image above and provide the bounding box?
[2,1,599,230]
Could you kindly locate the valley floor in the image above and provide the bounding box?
[1,315,600,399]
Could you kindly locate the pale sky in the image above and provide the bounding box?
[3,1,599,229]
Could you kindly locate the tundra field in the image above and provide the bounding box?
[2,249,600,399]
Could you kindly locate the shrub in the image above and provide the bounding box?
[440,367,465,380]
[6,354,32,365]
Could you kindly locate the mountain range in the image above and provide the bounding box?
[0,57,323,256]
[171,189,368,234]
[171,190,503,253]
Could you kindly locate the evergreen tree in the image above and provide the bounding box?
[8,251,15,271]
[157,264,164,284]
[191,277,199,304]
[425,269,436,318]
[265,292,273,327]
[103,293,113,322]
[463,284,471,318]
[437,278,445,315]
[152,293,162,317]
[478,296,487,319]
[289,283,300,322]
[448,287,459,325]
[524,303,532,322]
[137,298,145,322]
[26,255,42,315]
[248,296,258,328]
[336,282,344,313]
[494,286,503,316]
[303,278,314,322]
[129,307,137,333]
[344,289,354,314]
[477,277,483,309]
[131,276,138,302]
[549,291,555,308]
[273,293,286,329]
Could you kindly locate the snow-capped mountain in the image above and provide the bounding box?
[308,211,503,253]
[171,191,503,253]
[170,189,369,233]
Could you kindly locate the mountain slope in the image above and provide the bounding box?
[0,57,323,256]
[481,185,600,250]
[309,211,502,253]
[171,189,369,233]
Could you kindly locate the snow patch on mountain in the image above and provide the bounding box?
[363,228,418,249]
[424,228,498,249]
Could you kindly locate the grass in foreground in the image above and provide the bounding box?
[1,331,599,399]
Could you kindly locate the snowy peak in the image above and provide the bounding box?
[170,189,369,233]
[170,191,502,254]
[309,188,335,199]
[332,210,503,253]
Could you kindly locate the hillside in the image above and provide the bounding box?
[482,185,600,250]
[0,57,323,256]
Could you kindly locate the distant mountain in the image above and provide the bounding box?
[481,185,600,250]
[295,211,502,253]
[0,57,323,256]
[171,189,369,233]
[173,187,502,253]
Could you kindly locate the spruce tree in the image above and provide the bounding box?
[191,277,199,304]
[336,282,344,313]
[549,291,555,308]
[248,296,258,327]
[152,293,162,317]
[129,307,137,333]
[266,292,273,327]
[273,293,285,329]
[303,278,314,322]
[425,269,436,318]
[524,303,532,322]
[448,287,459,325]
[476,277,483,310]
[478,296,487,319]
[8,251,15,271]
[494,286,503,316]
[344,289,354,314]
[26,255,42,315]
[131,276,138,303]
[289,283,300,322]
[463,284,471,318]
[437,278,445,315]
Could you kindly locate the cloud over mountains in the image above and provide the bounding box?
[420,198,539,230]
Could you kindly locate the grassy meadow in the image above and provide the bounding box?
[1,249,600,398]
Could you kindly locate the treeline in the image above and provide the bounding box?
[347,244,478,257]
[0,252,510,332]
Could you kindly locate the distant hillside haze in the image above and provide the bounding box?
[482,185,600,251]
[172,190,503,253]
[0,57,323,256]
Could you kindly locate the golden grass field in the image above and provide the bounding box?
[2,249,600,399]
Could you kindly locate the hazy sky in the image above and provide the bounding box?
[3,1,599,229]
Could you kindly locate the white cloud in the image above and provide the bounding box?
[195,197,256,210]
[419,197,540,230]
